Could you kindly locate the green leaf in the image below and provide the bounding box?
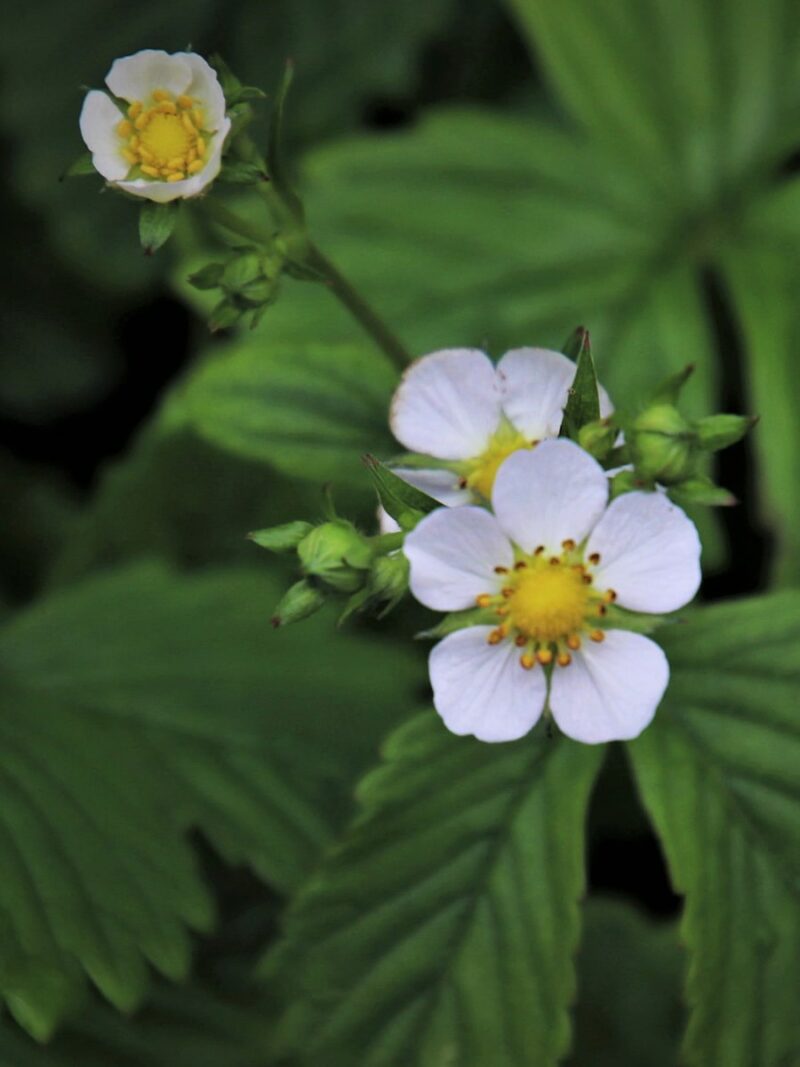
[59,152,95,179]
[182,338,397,487]
[265,714,604,1066]
[628,591,800,1067]
[139,202,179,256]
[560,327,601,439]
[0,563,420,1035]
[0,983,267,1066]
[363,454,440,529]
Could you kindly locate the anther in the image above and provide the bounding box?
[549,557,560,566]
[557,652,572,667]
[134,113,150,130]
[603,589,617,602]
[195,139,206,157]
[588,552,601,565]
[117,119,133,138]
[167,172,185,182]
[514,561,527,570]
[496,606,509,617]
[501,587,514,599]
[141,164,160,177]
[128,102,142,119]
[597,603,608,616]
[566,634,581,650]
[494,565,508,574]
[520,653,535,670]
[487,627,507,645]
[562,539,575,551]
[139,147,155,163]
[582,574,593,585]
[178,94,194,109]
[158,100,178,114]
[536,648,553,666]
[514,634,527,648]
[590,630,605,642]
[534,545,545,555]
[152,89,170,102]
[476,594,492,608]
[167,156,186,170]
[122,149,138,165]
[182,113,196,134]
[192,108,205,127]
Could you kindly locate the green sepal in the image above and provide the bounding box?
[139,201,179,255]
[267,61,305,224]
[560,327,601,439]
[668,477,737,508]
[578,418,616,461]
[271,578,326,627]
[649,363,695,405]
[298,520,373,592]
[226,86,268,106]
[59,152,95,180]
[363,454,441,530]
[609,468,652,498]
[188,262,225,290]
[694,413,757,452]
[218,160,269,185]
[416,605,498,639]
[248,521,313,552]
[208,53,266,107]
[208,299,243,333]
[561,324,590,361]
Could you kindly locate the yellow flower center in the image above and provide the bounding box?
[117,89,208,183]
[509,563,590,643]
[476,545,615,670]
[464,425,533,500]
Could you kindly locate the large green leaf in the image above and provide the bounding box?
[628,592,800,1066]
[180,339,397,487]
[0,564,420,1037]
[266,713,604,1067]
[0,983,267,1067]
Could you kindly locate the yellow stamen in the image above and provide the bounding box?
[128,101,142,119]
[195,138,206,157]
[122,148,138,165]
[487,626,507,645]
[117,119,133,138]
[566,634,581,650]
[590,629,605,642]
[557,651,572,667]
[134,113,150,130]
[167,171,185,182]
[520,653,536,670]
[178,94,194,109]
[141,164,161,177]
[476,594,492,608]
[152,89,170,102]
[192,108,205,127]
[536,648,553,665]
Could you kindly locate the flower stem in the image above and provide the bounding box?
[303,243,412,371]
[200,199,273,245]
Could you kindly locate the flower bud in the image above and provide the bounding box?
[271,579,326,627]
[297,520,374,593]
[577,419,616,461]
[629,404,695,484]
[609,468,642,499]
[368,551,410,608]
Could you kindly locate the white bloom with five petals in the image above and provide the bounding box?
[79,50,231,203]
[404,438,701,744]
[388,346,613,507]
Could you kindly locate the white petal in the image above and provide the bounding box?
[549,630,668,743]
[430,627,546,741]
[492,438,609,553]
[377,506,400,535]
[586,491,701,612]
[115,120,230,202]
[389,349,500,460]
[106,50,191,101]
[390,468,471,507]
[179,52,227,129]
[78,91,129,181]
[498,346,613,440]
[404,506,512,611]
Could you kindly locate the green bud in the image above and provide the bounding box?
[694,414,757,452]
[298,520,373,593]
[368,552,410,609]
[248,521,313,552]
[577,419,616,461]
[271,579,326,628]
[650,364,695,405]
[629,403,695,484]
[222,253,263,293]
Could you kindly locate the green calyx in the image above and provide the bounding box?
[297,520,375,593]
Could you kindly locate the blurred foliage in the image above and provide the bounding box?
[2,0,800,1063]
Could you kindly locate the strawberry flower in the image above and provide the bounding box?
[388,346,613,506]
[404,438,701,744]
[79,50,231,203]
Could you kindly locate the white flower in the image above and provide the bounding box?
[404,438,701,744]
[79,50,231,203]
[388,347,614,506]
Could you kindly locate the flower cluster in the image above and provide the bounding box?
[393,348,702,745]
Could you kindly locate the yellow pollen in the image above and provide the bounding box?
[536,648,554,665]
[506,563,590,644]
[520,653,536,670]
[566,634,581,650]
[476,594,492,608]
[117,90,210,182]
[590,629,605,642]
[557,651,572,667]
[463,424,533,500]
